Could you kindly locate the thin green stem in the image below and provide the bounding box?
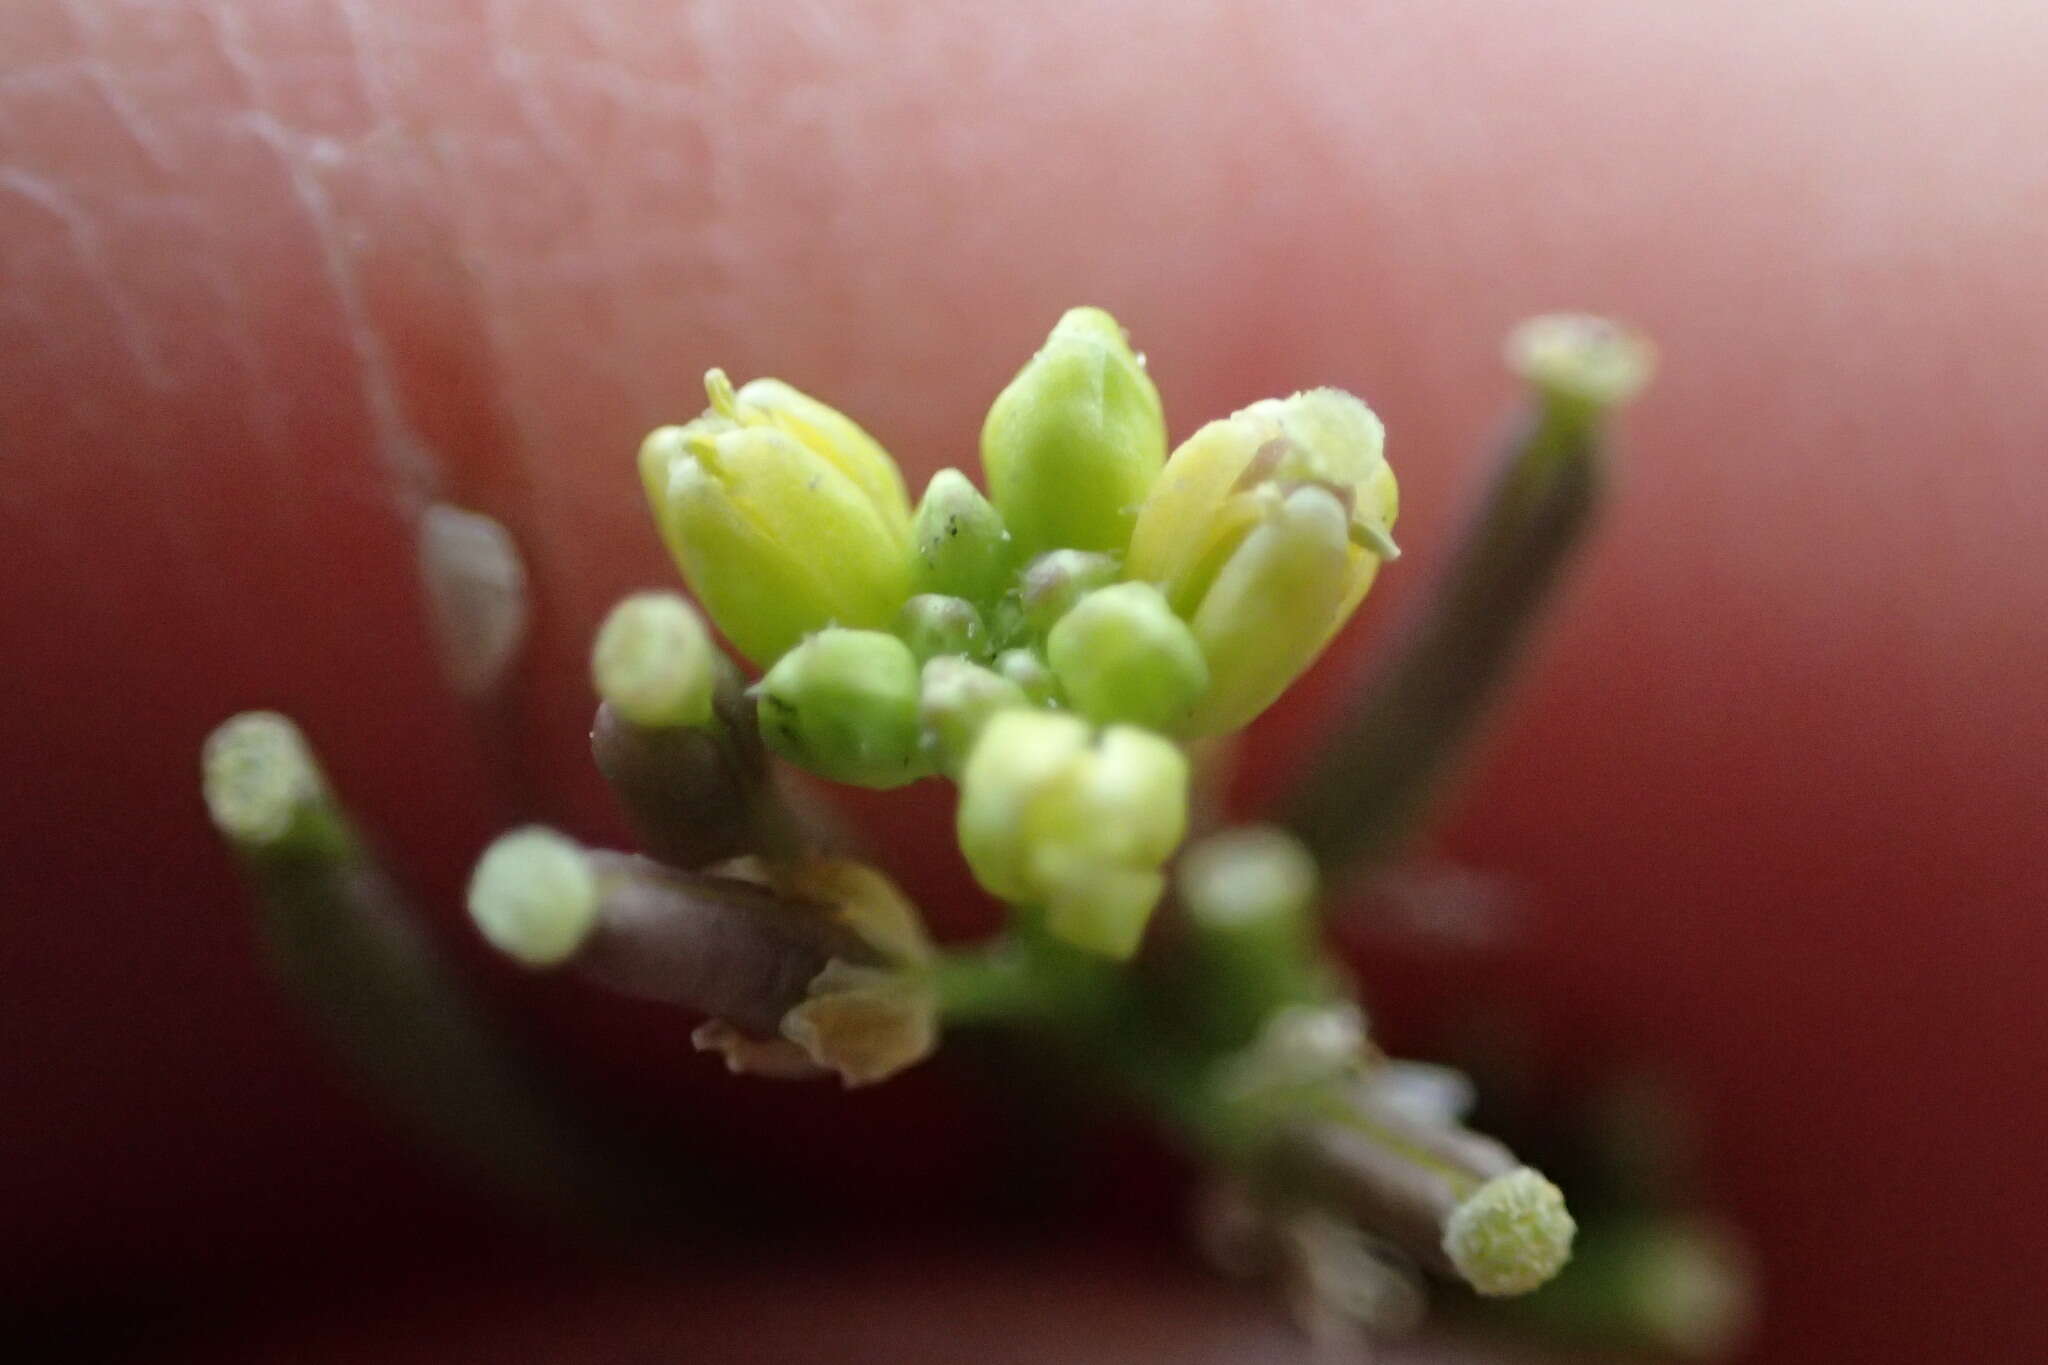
[204,713,680,1233]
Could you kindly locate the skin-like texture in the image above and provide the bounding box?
[3,2,2045,1359]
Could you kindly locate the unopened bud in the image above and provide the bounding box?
[896,593,988,663]
[1019,549,1121,635]
[955,710,1189,959]
[1046,580,1208,732]
[919,656,1029,776]
[709,368,913,540]
[994,647,1062,707]
[1128,388,1398,735]
[639,371,912,666]
[980,307,1166,558]
[754,629,929,788]
[910,468,1016,608]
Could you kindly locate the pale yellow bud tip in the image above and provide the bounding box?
[703,367,739,419]
[202,711,324,848]
[467,826,601,969]
[1506,314,1655,410]
[1442,1167,1576,1297]
[591,591,717,728]
[1349,515,1400,561]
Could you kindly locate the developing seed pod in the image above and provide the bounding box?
[591,591,717,730]
[1442,1168,1578,1297]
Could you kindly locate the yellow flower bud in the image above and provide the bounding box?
[639,371,914,666]
[955,710,1189,959]
[979,307,1167,558]
[709,367,913,541]
[1127,388,1399,736]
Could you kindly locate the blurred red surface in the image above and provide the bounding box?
[3,1,2044,1359]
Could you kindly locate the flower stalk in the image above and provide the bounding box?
[202,714,670,1229]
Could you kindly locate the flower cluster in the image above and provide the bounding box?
[636,307,1400,959]
[205,308,1679,1344]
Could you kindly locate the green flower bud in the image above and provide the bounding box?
[755,628,929,788]
[639,372,913,666]
[1046,581,1208,732]
[466,826,601,969]
[1442,1167,1577,1297]
[910,468,1016,607]
[896,593,988,663]
[590,591,718,729]
[994,647,1061,706]
[955,710,1189,959]
[979,306,1167,559]
[1019,549,1120,636]
[918,656,1029,776]
[1128,388,1399,736]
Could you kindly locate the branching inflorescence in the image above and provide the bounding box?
[205,308,1653,1345]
